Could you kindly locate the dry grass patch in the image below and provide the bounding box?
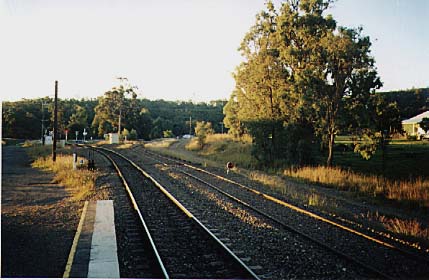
[364,212,429,247]
[187,134,257,169]
[185,138,200,151]
[383,218,429,241]
[285,166,429,208]
[116,143,134,149]
[145,138,177,149]
[32,155,97,201]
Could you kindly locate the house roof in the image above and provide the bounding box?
[402,111,429,124]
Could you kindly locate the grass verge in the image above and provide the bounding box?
[145,134,429,244]
[25,144,98,201]
[186,134,257,169]
[32,155,97,201]
[284,166,429,209]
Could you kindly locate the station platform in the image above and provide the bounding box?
[63,200,120,278]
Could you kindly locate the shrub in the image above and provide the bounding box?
[195,121,214,148]
[129,129,138,140]
[163,130,174,138]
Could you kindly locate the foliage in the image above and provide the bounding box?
[128,129,138,140]
[163,130,174,138]
[2,96,226,141]
[225,0,389,167]
[223,91,246,139]
[122,128,130,140]
[92,78,138,137]
[379,88,429,119]
[68,105,88,135]
[420,118,429,134]
[121,128,137,140]
[2,98,50,139]
[194,121,214,147]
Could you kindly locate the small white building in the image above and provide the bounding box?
[402,111,429,139]
[109,133,119,144]
[44,135,53,145]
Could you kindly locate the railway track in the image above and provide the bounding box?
[93,146,259,279]
[122,147,429,279]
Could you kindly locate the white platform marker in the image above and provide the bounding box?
[88,200,120,278]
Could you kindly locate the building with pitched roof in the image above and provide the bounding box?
[402,111,429,138]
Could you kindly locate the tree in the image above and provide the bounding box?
[350,94,402,177]
[163,130,174,138]
[313,27,382,166]
[92,78,138,137]
[122,128,138,140]
[223,91,245,139]
[232,2,296,162]
[194,121,214,148]
[68,105,88,136]
[420,117,429,134]
[135,108,153,140]
[224,0,383,168]
[275,1,381,166]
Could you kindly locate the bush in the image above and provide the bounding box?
[163,130,174,138]
[246,120,318,166]
[122,128,138,140]
[129,129,138,140]
[195,121,214,147]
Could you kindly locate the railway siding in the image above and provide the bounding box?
[94,146,259,279]
[119,147,377,279]
[119,147,429,279]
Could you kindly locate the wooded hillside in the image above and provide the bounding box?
[2,98,225,140]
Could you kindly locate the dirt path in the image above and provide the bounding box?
[1,146,81,277]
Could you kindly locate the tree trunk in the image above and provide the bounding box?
[327,132,334,167]
[270,124,275,162]
[118,107,122,136]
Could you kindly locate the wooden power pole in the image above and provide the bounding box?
[52,80,58,162]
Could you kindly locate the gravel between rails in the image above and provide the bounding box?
[140,146,429,255]
[179,164,429,279]
[78,146,165,278]
[140,148,429,279]
[100,148,257,279]
[118,147,378,279]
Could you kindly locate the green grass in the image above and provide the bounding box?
[159,134,429,180]
[333,141,429,180]
[145,134,428,244]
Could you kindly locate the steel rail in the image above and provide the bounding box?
[93,148,170,279]
[140,150,429,279]
[143,150,428,261]
[105,148,393,279]
[179,169,395,280]
[95,146,261,280]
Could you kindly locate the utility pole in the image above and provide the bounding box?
[118,106,122,136]
[41,101,47,145]
[52,81,58,162]
[189,116,192,135]
[219,122,224,134]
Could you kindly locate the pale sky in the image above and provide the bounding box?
[1,0,428,102]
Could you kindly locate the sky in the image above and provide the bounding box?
[1,0,428,102]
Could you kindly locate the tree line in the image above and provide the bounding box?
[222,0,428,167]
[2,92,225,141]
